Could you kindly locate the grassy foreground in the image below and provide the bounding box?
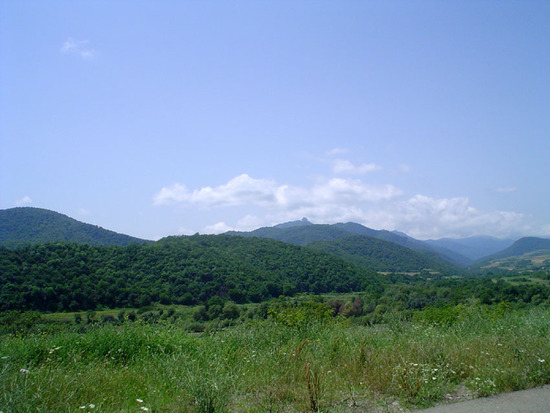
[1,306,550,412]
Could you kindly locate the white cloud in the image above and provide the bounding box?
[203,222,234,234]
[14,196,32,206]
[331,159,381,175]
[78,208,91,216]
[496,187,517,193]
[363,195,529,239]
[61,38,96,59]
[154,174,401,211]
[155,174,408,235]
[153,183,189,205]
[153,174,279,207]
[398,164,411,173]
[310,178,401,203]
[326,147,348,156]
[154,167,535,239]
[199,191,530,239]
[235,215,266,231]
[178,227,197,236]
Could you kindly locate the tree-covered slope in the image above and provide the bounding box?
[0,207,150,248]
[473,237,550,271]
[307,235,458,273]
[226,224,352,246]
[483,237,550,260]
[227,221,468,270]
[0,235,381,312]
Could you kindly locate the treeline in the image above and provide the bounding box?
[0,235,381,312]
[354,272,550,322]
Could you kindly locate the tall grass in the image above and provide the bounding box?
[1,306,549,411]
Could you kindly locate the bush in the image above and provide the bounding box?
[268,298,334,328]
[0,310,42,335]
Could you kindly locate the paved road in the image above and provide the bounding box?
[413,385,550,412]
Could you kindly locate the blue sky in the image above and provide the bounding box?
[2,1,549,241]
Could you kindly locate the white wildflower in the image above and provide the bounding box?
[89,404,95,409]
[136,399,143,403]
[539,358,545,363]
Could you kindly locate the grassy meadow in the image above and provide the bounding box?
[1,303,550,412]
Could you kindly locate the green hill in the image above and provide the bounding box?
[273,217,314,229]
[227,224,352,245]
[486,237,550,260]
[0,207,150,248]
[474,237,550,271]
[226,220,467,272]
[307,235,457,273]
[0,234,381,312]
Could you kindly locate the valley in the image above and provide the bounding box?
[1,207,550,411]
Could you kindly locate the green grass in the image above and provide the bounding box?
[1,306,550,412]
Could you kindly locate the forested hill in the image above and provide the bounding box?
[0,234,382,312]
[472,237,550,271]
[226,221,469,270]
[482,237,550,260]
[307,235,458,273]
[0,207,150,248]
[227,224,353,246]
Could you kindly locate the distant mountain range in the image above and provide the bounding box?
[425,236,515,261]
[225,219,550,273]
[2,207,548,274]
[0,207,151,248]
[473,237,550,271]
[226,218,468,273]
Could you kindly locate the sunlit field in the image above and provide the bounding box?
[1,303,549,412]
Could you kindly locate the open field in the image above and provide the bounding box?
[1,304,549,412]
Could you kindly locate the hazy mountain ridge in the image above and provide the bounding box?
[485,237,550,260]
[226,219,469,272]
[472,237,550,271]
[226,224,354,246]
[273,217,313,229]
[0,207,151,248]
[4,207,546,274]
[425,236,515,261]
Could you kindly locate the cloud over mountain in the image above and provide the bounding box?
[154,174,401,210]
[153,150,536,239]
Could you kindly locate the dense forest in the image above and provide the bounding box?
[0,235,382,312]
[227,223,467,271]
[307,234,457,273]
[0,207,150,248]
[2,207,550,316]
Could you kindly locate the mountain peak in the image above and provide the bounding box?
[273,217,313,229]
